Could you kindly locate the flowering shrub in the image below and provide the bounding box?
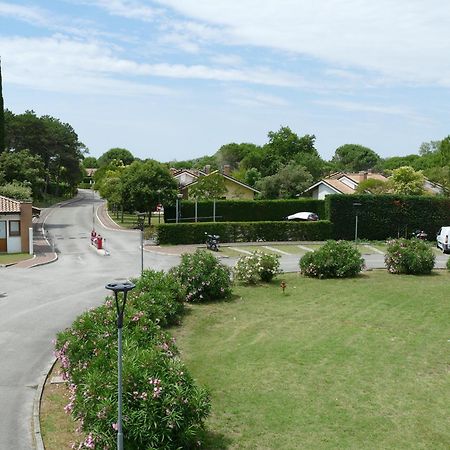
[299,240,364,278]
[132,270,185,327]
[55,272,210,450]
[234,251,282,284]
[385,238,435,274]
[170,250,232,302]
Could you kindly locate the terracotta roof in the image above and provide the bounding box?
[0,195,21,213]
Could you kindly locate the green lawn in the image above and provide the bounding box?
[0,253,33,265]
[172,271,450,449]
[108,210,164,229]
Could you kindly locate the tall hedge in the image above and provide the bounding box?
[164,199,325,223]
[156,220,332,245]
[325,194,450,240]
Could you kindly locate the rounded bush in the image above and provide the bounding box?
[55,288,210,450]
[299,240,364,278]
[132,270,185,327]
[385,238,435,274]
[170,250,232,302]
[234,251,281,284]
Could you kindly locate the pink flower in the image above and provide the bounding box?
[112,422,119,431]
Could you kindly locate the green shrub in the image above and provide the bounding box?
[384,238,435,274]
[132,270,185,327]
[299,240,364,278]
[157,220,333,245]
[164,198,325,223]
[447,257,450,271]
[170,250,232,302]
[326,194,450,241]
[234,251,282,284]
[55,287,210,450]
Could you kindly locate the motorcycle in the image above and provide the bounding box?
[411,230,427,240]
[205,232,220,251]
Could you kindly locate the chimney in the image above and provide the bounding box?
[204,165,210,174]
[359,171,368,181]
[223,164,231,176]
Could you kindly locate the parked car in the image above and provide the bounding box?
[436,226,450,253]
[287,211,319,221]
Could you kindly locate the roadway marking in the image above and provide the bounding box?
[229,247,253,255]
[297,245,313,252]
[261,245,291,255]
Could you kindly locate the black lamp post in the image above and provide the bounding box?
[136,212,146,276]
[105,280,136,450]
[353,202,362,245]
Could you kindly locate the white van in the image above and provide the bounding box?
[436,227,450,253]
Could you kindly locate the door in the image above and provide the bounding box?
[0,221,6,252]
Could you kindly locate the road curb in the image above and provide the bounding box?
[33,358,57,450]
[96,205,138,233]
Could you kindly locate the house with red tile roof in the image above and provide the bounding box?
[0,195,36,254]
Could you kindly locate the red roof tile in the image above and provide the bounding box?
[0,195,21,213]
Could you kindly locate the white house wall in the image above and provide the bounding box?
[0,213,22,253]
[317,184,338,199]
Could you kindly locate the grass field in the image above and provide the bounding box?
[171,271,450,449]
[0,253,33,265]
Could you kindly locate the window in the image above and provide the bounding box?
[9,220,20,237]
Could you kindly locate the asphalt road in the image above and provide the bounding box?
[0,190,448,449]
[0,190,180,450]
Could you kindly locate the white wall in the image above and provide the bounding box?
[0,213,22,253]
[316,184,339,199]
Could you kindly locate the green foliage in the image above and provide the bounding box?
[390,166,425,195]
[325,194,450,241]
[256,163,313,199]
[164,198,325,223]
[133,270,185,327]
[355,178,389,194]
[157,220,333,245]
[332,144,381,172]
[170,250,232,302]
[0,61,4,152]
[299,240,364,278]
[0,149,45,198]
[384,238,435,274]
[447,257,450,271]
[234,251,281,283]
[0,181,32,200]
[121,160,178,214]
[55,270,210,450]
[215,142,258,169]
[82,156,98,168]
[97,147,134,167]
[189,172,227,199]
[4,109,85,193]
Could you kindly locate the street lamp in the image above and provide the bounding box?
[156,189,162,224]
[105,280,136,450]
[176,193,183,224]
[136,212,146,276]
[353,202,362,245]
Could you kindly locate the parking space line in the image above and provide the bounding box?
[229,247,253,255]
[364,245,385,255]
[262,245,291,255]
[297,245,313,252]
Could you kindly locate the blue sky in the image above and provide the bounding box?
[1,0,450,162]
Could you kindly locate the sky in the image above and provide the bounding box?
[1,1,450,162]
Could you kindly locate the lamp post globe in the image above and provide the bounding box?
[105,280,136,450]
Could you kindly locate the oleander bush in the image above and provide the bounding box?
[170,250,233,302]
[234,251,282,284]
[384,238,435,274]
[132,270,185,327]
[299,240,364,279]
[55,270,210,450]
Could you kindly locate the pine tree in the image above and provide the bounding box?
[0,58,4,153]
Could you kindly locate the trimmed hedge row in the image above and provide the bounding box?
[156,220,332,245]
[326,194,450,240]
[164,199,325,223]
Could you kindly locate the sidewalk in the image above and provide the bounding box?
[14,210,58,269]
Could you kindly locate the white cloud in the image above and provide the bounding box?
[0,1,52,26]
[0,36,309,95]
[156,0,450,87]
[227,88,289,108]
[87,0,158,21]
